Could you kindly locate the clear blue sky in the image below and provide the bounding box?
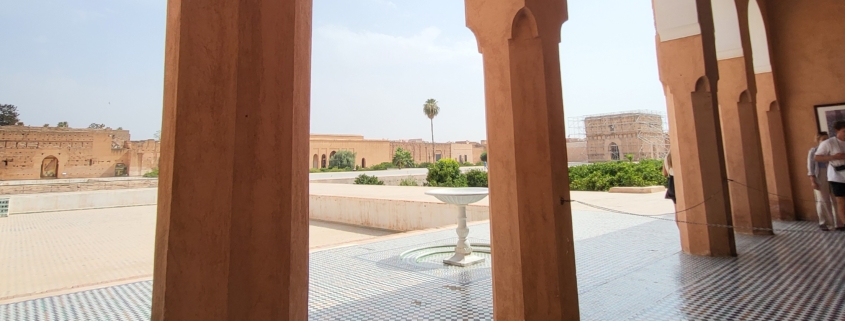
[0,0,664,142]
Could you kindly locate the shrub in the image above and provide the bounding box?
[370,162,395,171]
[568,159,666,191]
[392,147,415,169]
[143,168,159,178]
[309,168,321,173]
[329,150,356,169]
[475,161,485,166]
[461,162,475,167]
[480,151,487,162]
[399,177,419,186]
[426,159,468,187]
[354,174,384,185]
[416,162,433,169]
[466,170,488,187]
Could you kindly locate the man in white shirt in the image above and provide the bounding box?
[814,120,845,230]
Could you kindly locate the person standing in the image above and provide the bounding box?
[663,151,676,204]
[808,132,837,231]
[814,120,845,231]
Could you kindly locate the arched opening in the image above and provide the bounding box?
[361,158,366,168]
[748,0,772,74]
[321,154,327,169]
[115,163,128,177]
[329,151,336,159]
[609,143,620,161]
[653,0,701,42]
[712,0,743,60]
[312,154,319,169]
[41,156,58,178]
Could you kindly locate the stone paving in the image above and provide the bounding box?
[0,206,393,303]
[3,206,844,320]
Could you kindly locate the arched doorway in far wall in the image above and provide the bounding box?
[41,156,58,178]
[321,154,327,168]
[609,143,620,161]
[312,154,319,169]
[361,158,366,168]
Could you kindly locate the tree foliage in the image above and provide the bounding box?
[328,150,356,169]
[426,159,468,187]
[354,174,384,185]
[153,130,161,141]
[480,151,487,162]
[0,104,20,126]
[423,99,440,120]
[57,121,69,128]
[88,123,106,129]
[392,147,414,169]
[423,98,440,162]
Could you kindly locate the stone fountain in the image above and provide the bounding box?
[425,187,489,267]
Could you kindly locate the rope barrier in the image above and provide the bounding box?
[560,178,838,235]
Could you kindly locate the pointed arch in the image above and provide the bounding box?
[654,0,701,42]
[41,156,59,178]
[768,101,779,112]
[695,76,711,93]
[712,0,743,60]
[739,90,752,103]
[510,7,539,40]
[748,0,771,73]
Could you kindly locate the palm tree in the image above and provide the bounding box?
[423,98,440,163]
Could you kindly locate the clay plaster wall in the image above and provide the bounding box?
[310,137,391,169]
[764,0,845,220]
[0,127,135,180]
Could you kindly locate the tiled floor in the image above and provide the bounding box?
[2,210,844,320]
[0,206,394,302]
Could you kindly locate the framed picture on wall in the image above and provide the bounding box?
[815,103,845,135]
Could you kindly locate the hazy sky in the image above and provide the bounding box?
[0,0,664,142]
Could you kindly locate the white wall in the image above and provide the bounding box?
[6,188,157,214]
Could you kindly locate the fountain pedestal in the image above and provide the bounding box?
[425,188,489,267]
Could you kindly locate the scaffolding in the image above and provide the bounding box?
[567,110,670,163]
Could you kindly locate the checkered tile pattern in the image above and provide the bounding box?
[2,211,845,320]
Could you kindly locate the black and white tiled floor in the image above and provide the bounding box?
[2,210,844,320]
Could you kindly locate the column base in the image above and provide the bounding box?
[444,253,485,267]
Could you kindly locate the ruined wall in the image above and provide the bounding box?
[310,136,392,169]
[0,127,133,180]
[450,143,475,164]
[565,141,588,163]
[472,143,487,163]
[389,141,453,164]
[128,140,161,176]
[583,113,668,162]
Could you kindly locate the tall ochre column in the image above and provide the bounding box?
[712,0,773,234]
[655,0,736,256]
[465,1,580,320]
[151,0,311,320]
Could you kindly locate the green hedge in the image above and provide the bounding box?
[466,170,488,187]
[568,159,666,191]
